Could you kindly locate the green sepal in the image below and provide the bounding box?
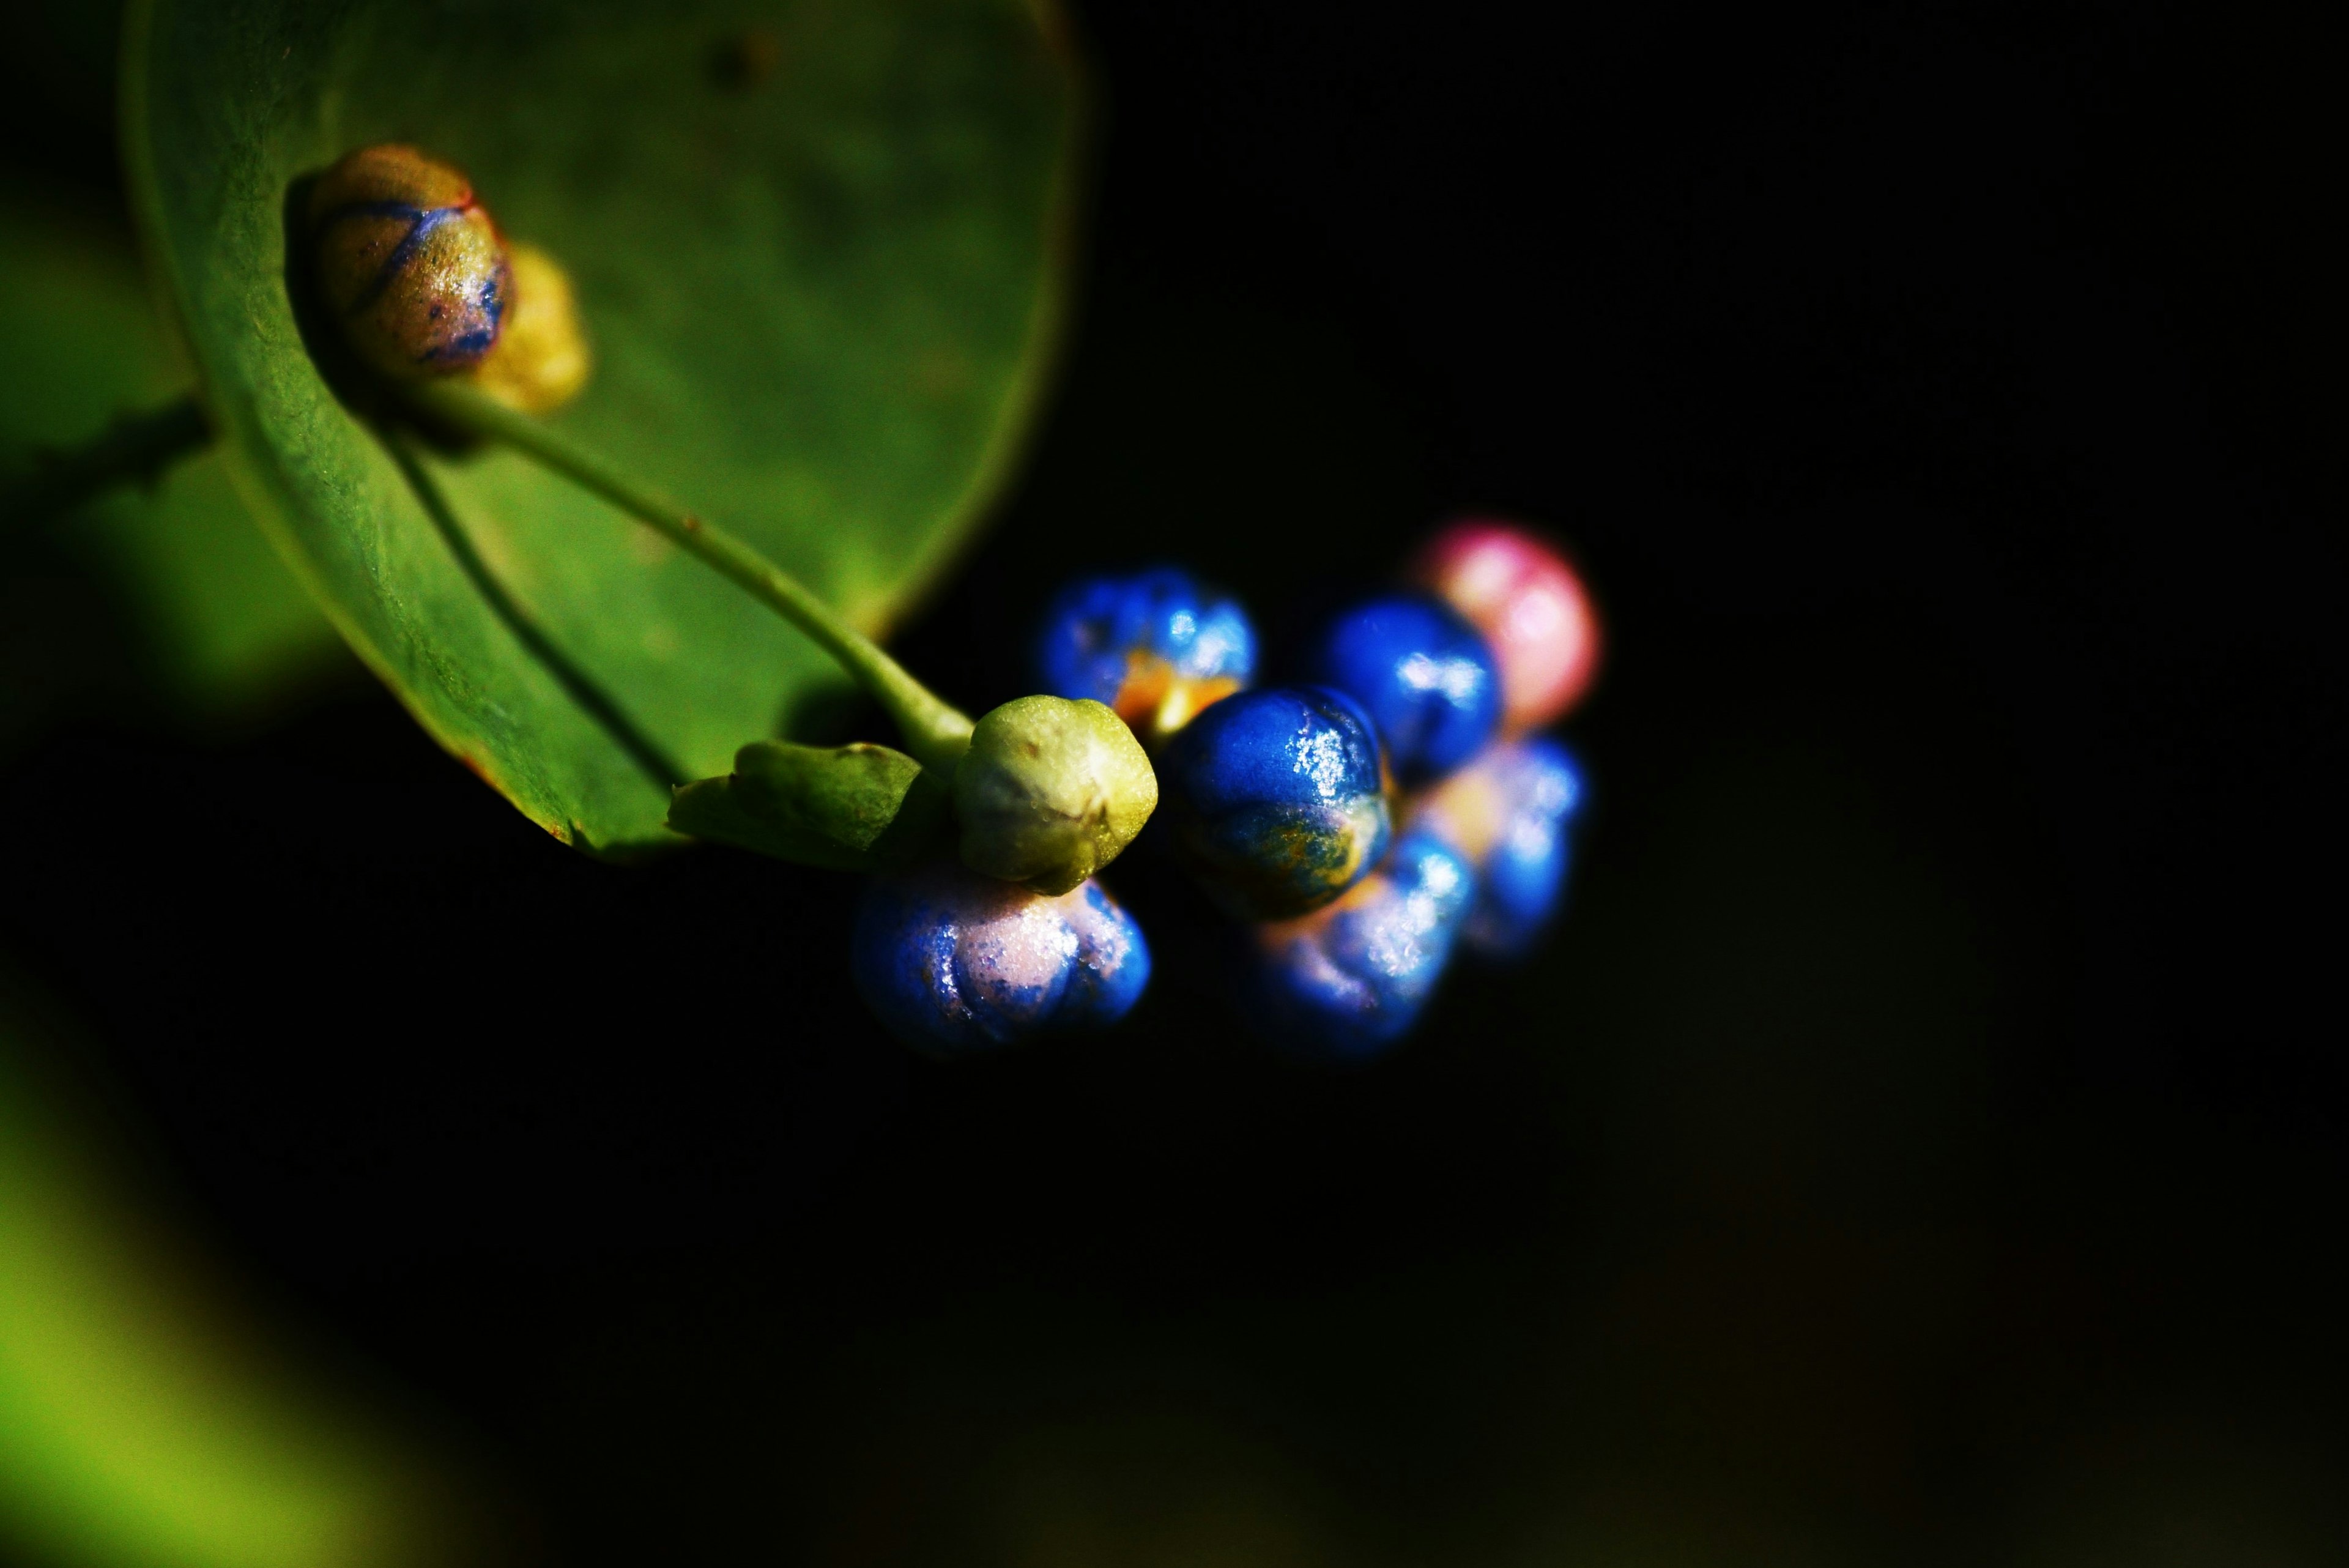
[667,740,948,871]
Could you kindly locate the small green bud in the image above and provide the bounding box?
[954,696,1158,895]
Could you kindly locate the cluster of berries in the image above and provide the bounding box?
[289,145,1601,1063]
[852,519,1601,1060]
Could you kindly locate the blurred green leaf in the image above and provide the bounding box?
[0,976,498,1568]
[125,0,1078,852]
[670,738,947,870]
[0,189,347,727]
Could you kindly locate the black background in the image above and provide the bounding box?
[4,1,2344,1561]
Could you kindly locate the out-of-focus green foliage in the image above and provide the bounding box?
[125,0,1079,853]
[0,188,347,735]
[0,979,491,1568]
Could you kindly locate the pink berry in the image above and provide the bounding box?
[1411,518,1600,729]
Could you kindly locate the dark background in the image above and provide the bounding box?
[4,1,2344,1561]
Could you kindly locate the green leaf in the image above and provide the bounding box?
[1,977,487,1568]
[0,190,347,727]
[669,738,947,870]
[124,0,1078,853]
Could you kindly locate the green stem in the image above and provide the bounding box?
[408,380,974,775]
[385,430,691,793]
[0,396,212,530]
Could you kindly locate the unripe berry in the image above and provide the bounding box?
[1411,518,1601,730]
[1414,735,1585,958]
[1159,685,1390,920]
[1305,593,1501,787]
[1031,568,1256,743]
[954,696,1158,896]
[1238,827,1475,1060]
[468,242,591,412]
[309,144,511,379]
[851,861,1151,1056]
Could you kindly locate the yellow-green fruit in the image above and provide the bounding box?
[308,144,510,379]
[954,696,1159,895]
[468,242,592,412]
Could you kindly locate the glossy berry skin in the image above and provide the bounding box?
[1238,827,1475,1061]
[1159,684,1390,920]
[309,144,511,379]
[1032,568,1257,743]
[1304,593,1501,787]
[850,861,1150,1057]
[1415,736,1585,958]
[1411,518,1601,730]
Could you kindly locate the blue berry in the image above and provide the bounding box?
[1304,593,1502,786]
[1032,568,1256,741]
[1416,736,1585,958]
[1159,684,1390,920]
[1237,827,1475,1060]
[850,862,1150,1056]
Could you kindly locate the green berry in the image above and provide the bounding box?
[953,695,1157,894]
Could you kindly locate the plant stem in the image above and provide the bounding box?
[0,396,212,530]
[408,381,974,774]
[386,430,691,793]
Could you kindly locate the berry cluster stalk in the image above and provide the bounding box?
[410,380,975,775]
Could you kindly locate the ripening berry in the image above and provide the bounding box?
[954,695,1158,895]
[1411,518,1600,730]
[1159,684,1390,920]
[1237,827,1475,1060]
[468,242,592,412]
[1304,593,1501,787]
[1413,735,1584,958]
[1031,568,1256,743]
[850,861,1151,1056]
[308,144,511,379]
